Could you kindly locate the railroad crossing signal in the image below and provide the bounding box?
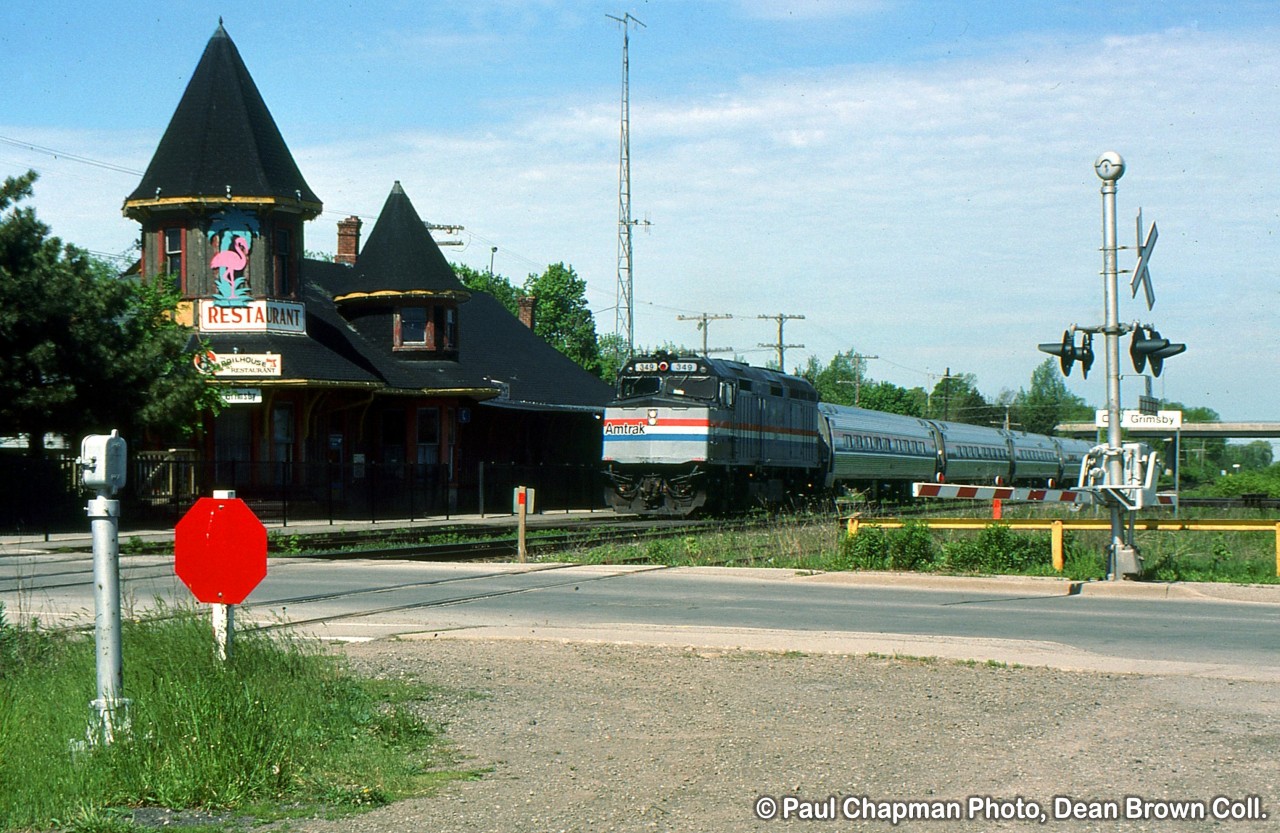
[1131,214,1158,310]
[1129,325,1186,377]
[1038,329,1094,378]
[175,495,267,605]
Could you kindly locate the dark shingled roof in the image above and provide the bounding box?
[307,183,612,409]
[334,182,468,297]
[124,24,320,210]
[306,270,614,410]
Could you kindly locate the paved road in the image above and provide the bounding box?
[3,552,1276,680]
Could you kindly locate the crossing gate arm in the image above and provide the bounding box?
[913,483,1097,504]
[911,482,1176,509]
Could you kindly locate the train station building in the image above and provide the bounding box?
[121,24,613,517]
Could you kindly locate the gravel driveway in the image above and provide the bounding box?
[276,633,1280,833]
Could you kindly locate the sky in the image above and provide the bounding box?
[2,1,1279,421]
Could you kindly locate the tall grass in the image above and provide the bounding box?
[0,603,459,832]
[558,512,1279,583]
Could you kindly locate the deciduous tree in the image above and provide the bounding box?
[0,170,216,455]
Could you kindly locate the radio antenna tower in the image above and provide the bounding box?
[608,12,646,360]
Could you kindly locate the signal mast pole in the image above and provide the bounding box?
[609,12,646,360]
[1095,152,1135,579]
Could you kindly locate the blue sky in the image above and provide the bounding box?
[3,1,1279,421]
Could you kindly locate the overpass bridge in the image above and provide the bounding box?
[1057,422,1280,439]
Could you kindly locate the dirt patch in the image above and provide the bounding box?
[270,637,1280,832]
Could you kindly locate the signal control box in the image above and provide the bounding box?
[80,430,127,495]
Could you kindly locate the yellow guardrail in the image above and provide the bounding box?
[845,517,1280,576]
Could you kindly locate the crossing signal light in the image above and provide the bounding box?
[1129,325,1185,376]
[1038,330,1094,378]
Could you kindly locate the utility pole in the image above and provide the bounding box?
[757,313,804,371]
[928,367,959,421]
[424,221,465,247]
[851,352,878,406]
[608,12,646,361]
[677,312,733,355]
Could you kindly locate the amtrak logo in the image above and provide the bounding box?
[647,409,659,425]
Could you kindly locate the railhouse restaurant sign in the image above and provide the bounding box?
[199,299,307,333]
[195,351,282,377]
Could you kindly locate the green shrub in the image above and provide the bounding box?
[943,524,1052,574]
[834,522,939,571]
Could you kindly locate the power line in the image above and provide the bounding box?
[0,134,144,177]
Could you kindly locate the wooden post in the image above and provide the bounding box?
[1052,520,1065,572]
[517,486,528,563]
[212,603,233,662]
[210,490,236,661]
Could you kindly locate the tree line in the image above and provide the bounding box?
[0,168,1266,490]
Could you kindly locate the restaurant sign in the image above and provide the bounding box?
[195,351,282,377]
[199,299,306,333]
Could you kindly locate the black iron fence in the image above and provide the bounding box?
[0,453,607,537]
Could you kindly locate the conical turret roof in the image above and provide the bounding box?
[334,182,469,301]
[124,23,320,214]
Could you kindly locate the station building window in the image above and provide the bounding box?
[416,407,440,465]
[161,226,185,293]
[274,227,293,297]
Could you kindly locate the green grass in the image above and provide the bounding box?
[0,602,472,833]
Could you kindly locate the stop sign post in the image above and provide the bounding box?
[175,490,267,660]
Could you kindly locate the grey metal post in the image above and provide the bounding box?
[88,493,126,743]
[1096,152,1133,579]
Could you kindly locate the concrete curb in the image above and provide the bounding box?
[801,568,1280,604]
[669,565,1280,604]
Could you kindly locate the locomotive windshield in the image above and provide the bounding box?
[617,374,720,402]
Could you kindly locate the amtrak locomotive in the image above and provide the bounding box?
[602,354,1092,516]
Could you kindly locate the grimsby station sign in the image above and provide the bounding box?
[1094,409,1183,430]
[199,299,306,334]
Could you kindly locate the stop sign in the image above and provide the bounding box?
[175,496,267,605]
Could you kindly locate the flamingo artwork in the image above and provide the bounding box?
[210,234,252,306]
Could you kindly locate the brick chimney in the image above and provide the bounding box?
[336,215,362,265]
[517,295,537,330]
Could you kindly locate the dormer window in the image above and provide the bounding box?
[394,302,459,353]
[398,306,428,347]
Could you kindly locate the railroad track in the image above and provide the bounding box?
[293,514,791,561]
[0,513,808,599]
